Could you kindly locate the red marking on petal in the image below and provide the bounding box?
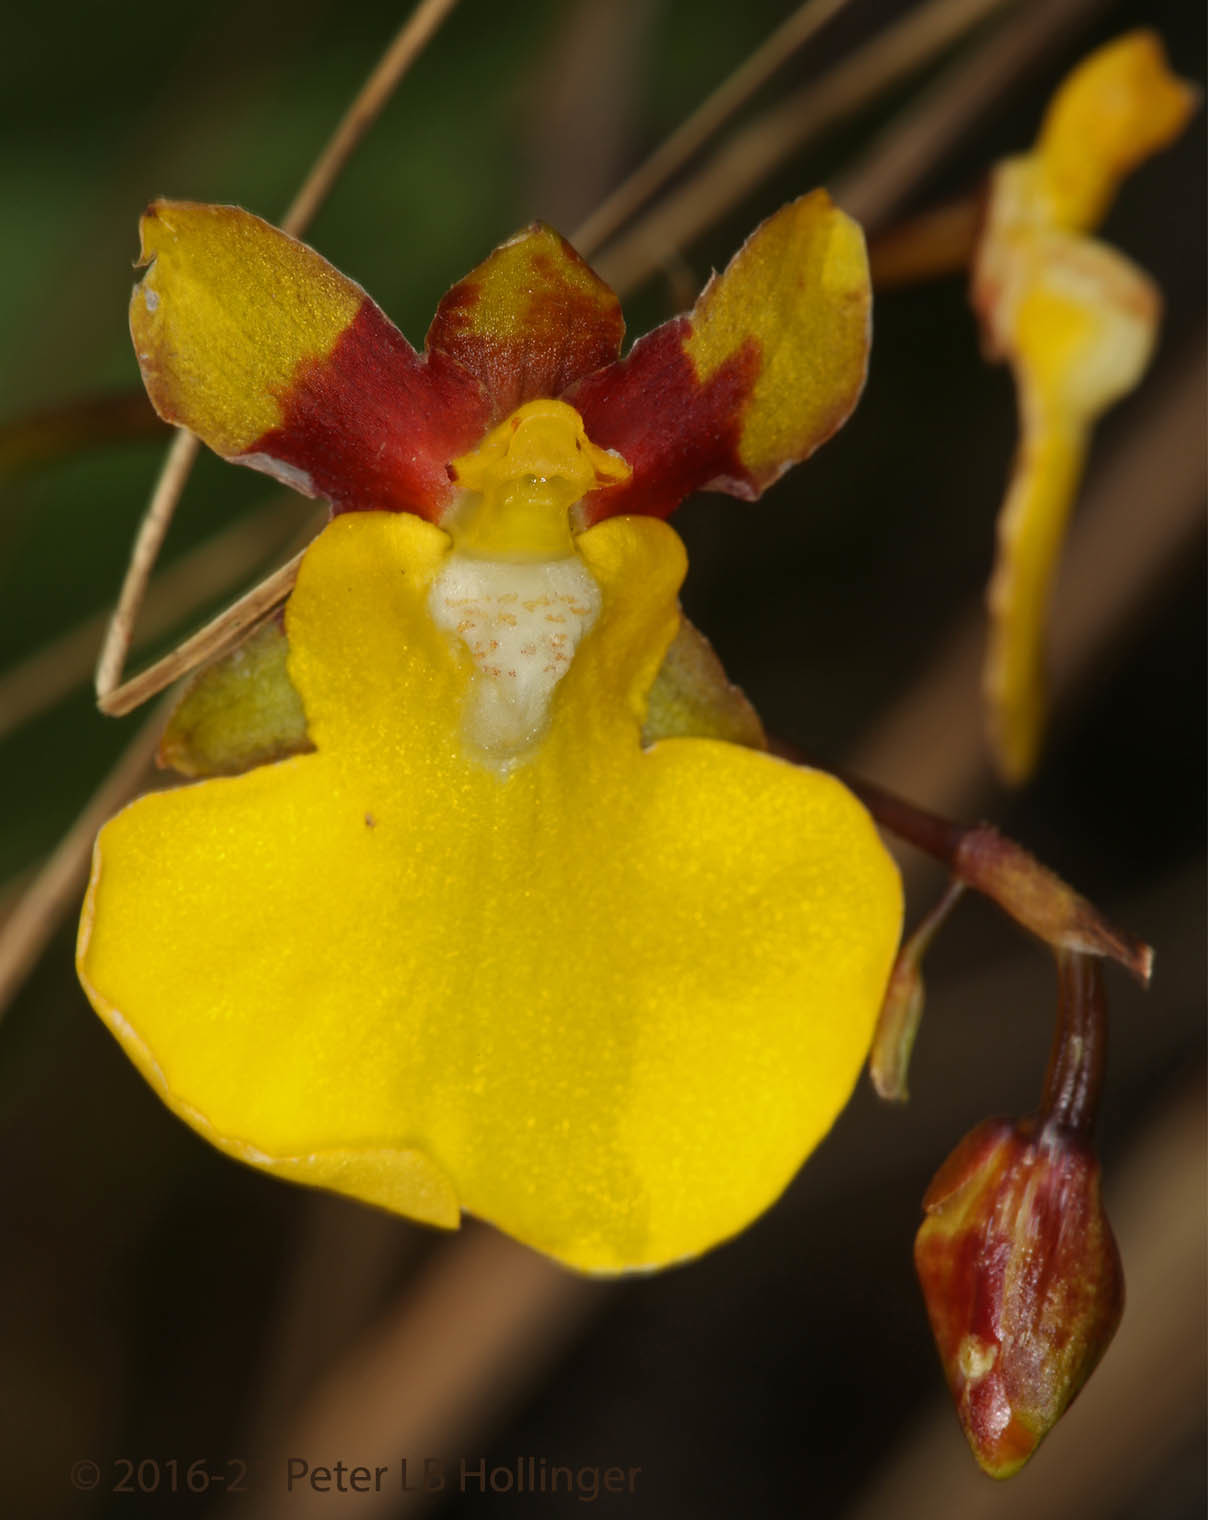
[248,300,490,522]
[568,319,762,523]
[426,226,624,421]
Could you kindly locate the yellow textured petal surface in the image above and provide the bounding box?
[79,513,901,1274]
[1035,30,1197,231]
[130,201,363,454]
[685,189,870,490]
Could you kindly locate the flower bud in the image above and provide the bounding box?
[914,1116,1123,1478]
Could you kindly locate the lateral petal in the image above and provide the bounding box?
[570,190,870,522]
[130,201,488,518]
[641,615,766,750]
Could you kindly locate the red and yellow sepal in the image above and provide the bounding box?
[570,190,870,522]
[425,223,624,421]
[130,200,490,519]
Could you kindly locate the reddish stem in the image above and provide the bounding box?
[769,737,1152,984]
[1040,951,1108,1140]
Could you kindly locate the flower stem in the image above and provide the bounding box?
[1041,950,1108,1140]
[830,768,966,864]
[770,736,1152,984]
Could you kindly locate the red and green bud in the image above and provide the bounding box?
[916,951,1124,1477]
[915,1115,1123,1477]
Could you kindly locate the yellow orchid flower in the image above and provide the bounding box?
[973,31,1195,783]
[77,192,902,1275]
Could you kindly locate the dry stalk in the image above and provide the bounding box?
[99,551,306,719]
[280,0,462,236]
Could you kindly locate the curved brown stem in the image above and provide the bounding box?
[1041,950,1108,1139]
[771,735,1153,985]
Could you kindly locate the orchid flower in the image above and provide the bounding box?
[77,192,902,1274]
[972,30,1195,783]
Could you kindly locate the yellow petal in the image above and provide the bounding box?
[982,235,1159,782]
[1035,30,1197,231]
[571,190,871,519]
[685,189,871,491]
[79,512,901,1274]
[131,201,361,455]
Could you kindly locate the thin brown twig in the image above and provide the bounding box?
[98,551,306,719]
[593,0,1014,298]
[94,428,201,701]
[771,739,1153,983]
[0,498,312,742]
[93,0,464,709]
[572,0,854,257]
[0,702,169,1016]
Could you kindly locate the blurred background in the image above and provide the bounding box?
[0,0,1203,1516]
